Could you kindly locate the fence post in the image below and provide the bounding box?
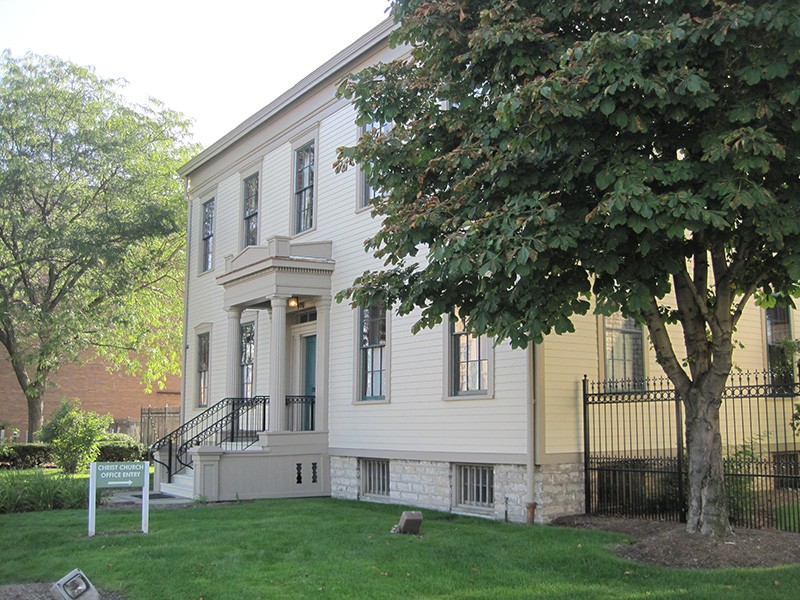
[583,375,591,515]
[674,389,686,523]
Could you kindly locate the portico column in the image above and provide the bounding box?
[314,296,332,432]
[225,307,243,398]
[268,296,288,431]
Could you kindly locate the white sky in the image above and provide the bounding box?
[0,0,391,147]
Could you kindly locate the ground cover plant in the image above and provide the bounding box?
[1,498,798,599]
[0,469,92,513]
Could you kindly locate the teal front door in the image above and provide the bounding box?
[303,335,316,430]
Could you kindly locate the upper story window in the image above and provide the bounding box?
[294,141,315,234]
[243,173,259,247]
[450,311,490,396]
[197,332,210,407]
[766,306,793,388]
[360,120,391,209]
[604,314,645,385]
[201,199,214,272]
[359,305,386,401]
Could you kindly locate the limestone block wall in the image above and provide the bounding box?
[532,461,584,523]
[331,455,532,524]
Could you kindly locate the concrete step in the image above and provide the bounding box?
[160,472,193,499]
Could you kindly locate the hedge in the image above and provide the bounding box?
[0,437,147,469]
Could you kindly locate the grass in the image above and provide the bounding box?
[0,498,798,599]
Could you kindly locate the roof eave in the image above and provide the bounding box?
[178,16,397,178]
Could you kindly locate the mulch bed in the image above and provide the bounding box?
[552,514,800,568]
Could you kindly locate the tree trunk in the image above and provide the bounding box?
[26,393,45,442]
[683,386,731,536]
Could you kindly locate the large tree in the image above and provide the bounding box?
[0,52,196,437]
[336,0,800,535]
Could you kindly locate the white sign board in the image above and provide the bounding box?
[88,461,149,537]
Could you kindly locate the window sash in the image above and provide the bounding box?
[766,306,793,387]
[360,306,386,400]
[451,314,488,395]
[604,315,645,384]
[197,333,209,407]
[294,142,315,233]
[361,121,391,206]
[240,322,255,398]
[201,200,214,272]
[243,174,258,247]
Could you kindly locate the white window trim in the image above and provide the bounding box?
[353,306,391,404]
[239,317,257,398]
[193,323,213,408]
[442,313,494,401]
[356,120,392,213]
[199,197,215,275]
[291,130,319,237]
[599,314,648,383]
[241,168,261,250]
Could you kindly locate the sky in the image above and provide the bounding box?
[0,0,392,147]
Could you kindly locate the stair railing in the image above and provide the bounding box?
[150,396,269,482]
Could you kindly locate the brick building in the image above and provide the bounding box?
[0,350,180,442]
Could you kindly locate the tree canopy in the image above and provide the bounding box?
[337,0,800,535]
[0,52,197,436]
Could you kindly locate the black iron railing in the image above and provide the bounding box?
[286,395,315,431]
[584,370,800,531]
[150,396,269,482]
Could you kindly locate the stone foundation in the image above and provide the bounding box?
[330,456,531,523]
[532,461,584,523]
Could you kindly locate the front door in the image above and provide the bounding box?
[302,335,316,430]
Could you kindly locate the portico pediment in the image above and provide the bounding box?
[217,236,334,310]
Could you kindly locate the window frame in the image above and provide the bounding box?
[357,120,392,211]
[200,198,215,273]
[444,312,494,400]
[602,314,646,387]
[242,172,259,248]
[196,331,210,408]
[360,458,390,498]
[293,138,316,235]
[765,306,794,389]
[453,463,494,512]
[240,320,256,399]
[355,305,390,403]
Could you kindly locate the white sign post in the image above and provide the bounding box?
[88,461,150,537]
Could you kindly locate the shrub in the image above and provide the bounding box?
[0,443,52,469]
[35,399,79,443]
[45,403,112,474]
[97,434,146,462]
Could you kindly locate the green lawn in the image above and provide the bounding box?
[1,498,797,599]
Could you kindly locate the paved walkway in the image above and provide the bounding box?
[103,489,193,508]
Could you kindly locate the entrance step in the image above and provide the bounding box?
[160,472,193,499]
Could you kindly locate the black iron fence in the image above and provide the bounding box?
[583,371,800,531]
[140,406,181,448]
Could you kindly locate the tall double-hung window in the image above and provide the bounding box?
[240,322,255,398]
[450,312,489,396]
[201,199,214,272]
[243,173,259,247]
[359,306,386,400]
[604,314,645,384]
[360,120,391,208]
[766,306,793,388]
[197,332,210,407]
[294,141,315,233]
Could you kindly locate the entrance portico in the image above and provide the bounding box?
[217,236,334,434]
